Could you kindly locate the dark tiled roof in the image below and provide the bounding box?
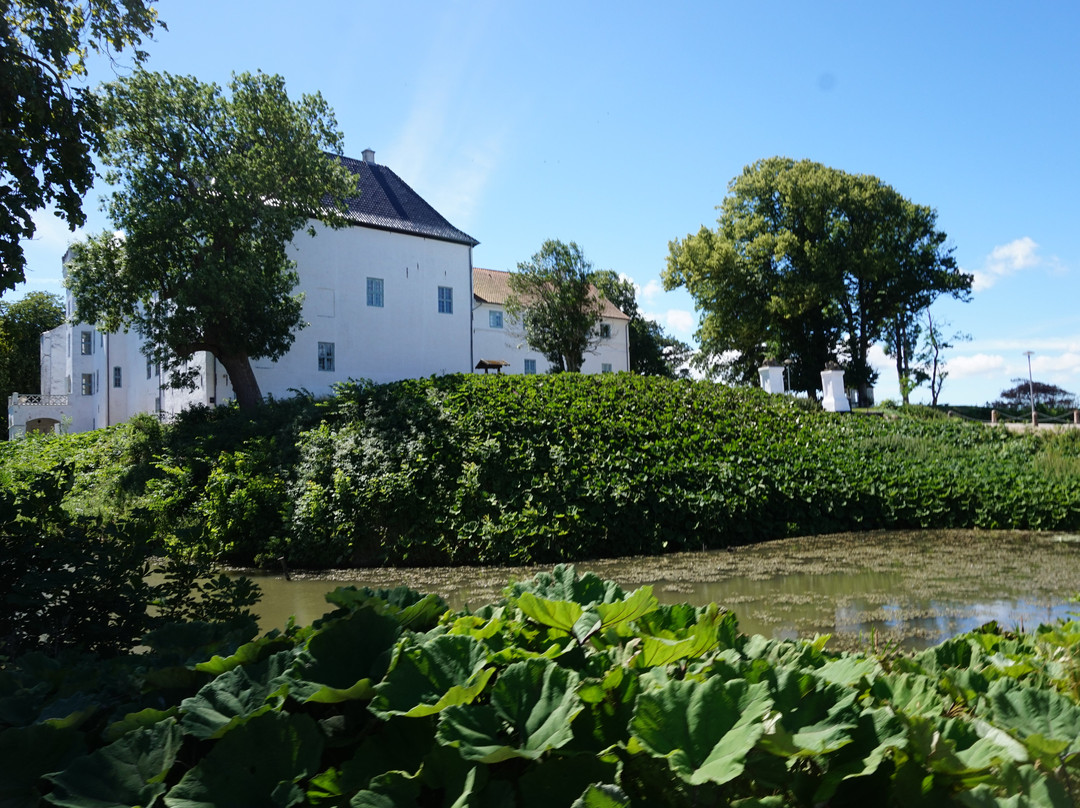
[333,153,479,247]
[473,267,630,320]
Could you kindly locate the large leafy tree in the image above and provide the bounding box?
[664,157,970,400]
[0,290,64,435]
[506,240,604,373]
[66,69,357,409]
[590,269,691,376]
[1,0,162,291]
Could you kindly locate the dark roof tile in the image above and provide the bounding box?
[333,153,479,247]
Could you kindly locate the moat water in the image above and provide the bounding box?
[236,529,1080,650]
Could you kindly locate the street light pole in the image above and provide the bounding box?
[1023,350,1036,426]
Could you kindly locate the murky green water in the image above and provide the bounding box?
[236,529,1080,650]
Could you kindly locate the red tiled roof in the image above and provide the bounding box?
[472,267,630,320]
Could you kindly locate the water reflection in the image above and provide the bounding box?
[237,530,1080,650]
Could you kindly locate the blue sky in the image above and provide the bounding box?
[15,1,1080,406]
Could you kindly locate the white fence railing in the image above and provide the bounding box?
[9,393,70,407]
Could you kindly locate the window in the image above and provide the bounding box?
[599,323,612,339]
[113,366,122,388]
[524,358,537,375]
[366,277,384,307]
[318,341,335,372]
[438,286,453,314]
[146,359,152,380]
[602,363,613,373]
[81,373,93,395]
[80,330,92,355]
[489,310,503,329]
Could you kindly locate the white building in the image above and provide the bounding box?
[472,267,629,375]
[9,151,627,438]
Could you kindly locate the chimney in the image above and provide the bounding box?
[361,148,375,164]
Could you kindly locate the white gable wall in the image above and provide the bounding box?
[250,221,474,396]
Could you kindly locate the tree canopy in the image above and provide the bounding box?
[991,379,1077,413]
[0,290,64,435]
[65,69,358,409]
[1,0,162,292]
[505,239,604,373]
[664,157,971,400]
[590,269,692,377]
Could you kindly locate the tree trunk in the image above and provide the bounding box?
[214,350,263,409]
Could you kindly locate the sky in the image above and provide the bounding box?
[13,1,1080,407]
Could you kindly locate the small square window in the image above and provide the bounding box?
[318,341,335,372]
[599,323,612,339]
[489,310,503,329]
[81,373,94,395]
[438,286,453,314]
[524,359,537,375]
[113,366,122,388]
[602,363,613,373]
[367,277,384,307]
[80,331,92,355]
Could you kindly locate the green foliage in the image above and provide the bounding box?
[590,269,692,377]
[506,240,606,373]
[0,0,162,289]
[664,157,970,399]
[4,374,1080,569]
[0,463,260,658]
[65,68,358,408]
[0,291,64,435]
[11,566,1080,806]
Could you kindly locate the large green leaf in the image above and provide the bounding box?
[592,587,658,631]
[437,657,583,762]
[516,593,583,634]
[870,672,949,718]
[629,677,772,785]
[507,566,626,605]
[165,711,323,808]
[180,650,291,740]
[983,678,1080,764]
[570,783,630,808]
[370,634,494,719]
[46,719,182,808]
[633,604,732,668]
[323,586,448,632]
[288,606,402,703]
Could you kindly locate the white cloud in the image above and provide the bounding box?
[945,353,1007,379]
[970,236,1044,292]
[639,279,664,305]
[665,309,696,337]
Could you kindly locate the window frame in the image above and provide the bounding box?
[366,277,384,308]
[80,373,93,396]
[80,330,92,355]
[318,341,335,372]
[489,310,503,329]
[524,358,537,375]
[438,286,453,314]
[599,323,612,339]
[113,366,122,388]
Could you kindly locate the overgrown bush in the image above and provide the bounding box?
[4,374,1080,569]
[0,464,261,659]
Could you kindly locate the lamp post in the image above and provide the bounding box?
[1023,350,1036,426]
